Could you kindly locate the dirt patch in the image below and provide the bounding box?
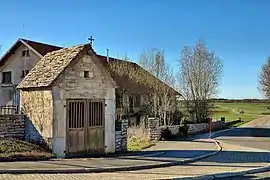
[0,138,55,162]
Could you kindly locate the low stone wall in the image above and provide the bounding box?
[148,117,161,140]
[188,121,227,135]
[188,123,209,135]
[212,121,227,130]
[160,126,179,135]
[115,119,128,152]
[158,120,228,138]
[147,118,231,140]
[0,115,24,139]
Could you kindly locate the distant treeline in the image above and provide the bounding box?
[177,98,270,103]
[211,98,270,103]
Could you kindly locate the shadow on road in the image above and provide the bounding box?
[211,127,270,138]
[119,149,270,164]
[216,174,270,180]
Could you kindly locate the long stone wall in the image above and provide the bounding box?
[150,118,229,139]
[160,126,179,135]
[188,123,210,135]
[0,115,24,139]
[115,119,128,152]
[188,121,227,135]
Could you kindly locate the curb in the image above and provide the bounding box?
[165,130,270,180]
[0,139,222,174]
[169,166,270,180]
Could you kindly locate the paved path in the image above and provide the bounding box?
[1,116,270,179]
[0,138,218,175]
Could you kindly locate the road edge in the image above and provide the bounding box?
[171,165,270,180]
[0,139,222,174]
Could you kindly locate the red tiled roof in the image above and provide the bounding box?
[21,39,62,56]
[0,38,62,67]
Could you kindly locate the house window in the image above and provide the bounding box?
[2,71,12,84]
[84,71,89,78]
[22,50,30,57]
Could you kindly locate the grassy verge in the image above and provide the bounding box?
[0,139,55,162]
[211,102,268,126]
[127,125,156,151]
[231,115,259,127]
[127,138,156,151]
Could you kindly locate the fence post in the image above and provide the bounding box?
[209,111,212,138]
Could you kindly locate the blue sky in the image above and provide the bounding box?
[0,0,269,99]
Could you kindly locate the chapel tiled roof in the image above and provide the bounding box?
[18,44,87,89]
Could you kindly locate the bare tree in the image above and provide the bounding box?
[177,40,223,123]
[158,66,177,125]
[139,48,178,125]
[258,58,270,98]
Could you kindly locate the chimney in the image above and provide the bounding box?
[106,49,109,62]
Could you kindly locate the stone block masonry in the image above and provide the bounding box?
[149,118,228,140]
[148,117,161,140]
[188,123,209,135]
[186,121,227,135]
[115,119,128,152]
[0,115,24,139]
[160,126,179,135]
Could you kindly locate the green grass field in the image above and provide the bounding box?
[212,102,270,125]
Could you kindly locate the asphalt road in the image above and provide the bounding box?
[218,171,270,180]
[212,116,270,151]
[212,116,270,179]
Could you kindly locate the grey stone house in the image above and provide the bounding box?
[18,44,117,157]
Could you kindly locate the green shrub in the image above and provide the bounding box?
[179,124,189,137]
[161,127,172,140]
[221,116,225,122]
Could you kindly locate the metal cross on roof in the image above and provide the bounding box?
[88,36,95,45]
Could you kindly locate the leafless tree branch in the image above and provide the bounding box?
[177,40,223,123]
